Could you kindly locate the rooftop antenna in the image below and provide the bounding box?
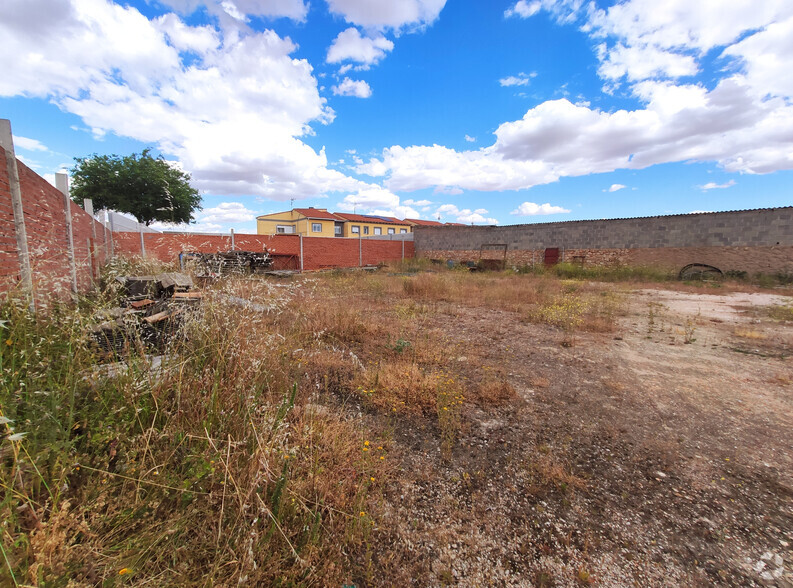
[353,201,357,214]
[290,198,294,210]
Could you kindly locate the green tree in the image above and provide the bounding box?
[70,149,202,225]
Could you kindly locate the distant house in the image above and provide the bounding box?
[257,208,416,237]
[256,207,345,237]
[332,213,412,237]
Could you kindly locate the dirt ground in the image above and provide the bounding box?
[356,285,793,586]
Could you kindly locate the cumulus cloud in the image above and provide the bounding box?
[350,2,793,196]
[331,77,373,98]
[327,27,394,66]
[510,202,570,215]
[607,183,626,192]
[324,0,447,31]
[403,199,432,206]
[0,0,401,203]
[12,135,49,152]
[159,0,309,21]
[499,72,535,87]
[464,135,476,142]
[504,1,541,19]
[200,201,258,223]
[699,180,736,191]
[335,186,419,218]
[436,204,498,225]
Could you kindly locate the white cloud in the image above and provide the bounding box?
[403,199,432,206]
[587,0,793,86]
[327,27,394,66]
[464,135,476,142]
[200,201,258,223]
[335,187,419,219]
[361,69,793,194]
[510,202,570,215]
[324,0,447,31]
[332,77,373,98]
[504,1,541,19]
[159,0,309,21]
[607,183,626,192]
[0,0,400,203]
[699,180,736,191]
[597,42,698,82]
[360,143,559,193]
[12,135,49,152]
[499,72,535,87]
[436,204,498,225]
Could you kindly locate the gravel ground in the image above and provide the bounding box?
[364,286,793,587]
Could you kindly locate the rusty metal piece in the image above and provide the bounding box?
[130,298,156,309]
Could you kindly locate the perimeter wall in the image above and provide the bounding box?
[1,146,110,300]
[113,232,414,271]
[415,208,793,274]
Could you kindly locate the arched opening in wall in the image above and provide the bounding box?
[679,263,723,280]
[543,248,560,268]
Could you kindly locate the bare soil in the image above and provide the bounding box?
[356,286,793,586]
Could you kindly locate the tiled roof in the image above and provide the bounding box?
[333,213,411,225]
[405,218,444,226]
[293,208,343,221]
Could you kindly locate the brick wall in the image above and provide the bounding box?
[0,147,109,299]
[415,208,793,274]
[114,233,415,271]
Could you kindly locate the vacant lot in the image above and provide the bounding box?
[1,266,791,586]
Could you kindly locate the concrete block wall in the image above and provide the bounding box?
[0,146,109,299]
[415,208,793,274]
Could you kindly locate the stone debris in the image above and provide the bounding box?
[91,272,200,353]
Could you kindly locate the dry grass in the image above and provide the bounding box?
[3,261,713,585]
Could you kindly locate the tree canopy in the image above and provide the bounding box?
[70,149,201,226]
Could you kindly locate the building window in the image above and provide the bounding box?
[334,225,342,235]
[276,225,295,234]
[363,226,370,235]
[312,223,322,233]
[399,229,407,234]
[374,227,382,235]
[387,228,395,234]
[351,226,360,234]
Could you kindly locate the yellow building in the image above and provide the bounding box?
[333,213,412,237]
[256,208,344,237]
[256,209,413,237]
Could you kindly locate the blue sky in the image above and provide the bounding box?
[2,0,791,233]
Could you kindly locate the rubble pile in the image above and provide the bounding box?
[91,273,201,354]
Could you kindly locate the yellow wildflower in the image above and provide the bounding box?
[119,568,132,575]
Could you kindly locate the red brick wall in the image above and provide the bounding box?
[0,147,109,299]
[114,233,414,271]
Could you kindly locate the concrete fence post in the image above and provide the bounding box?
[139,224,146,258]
[56,172,78,294]
[230,228,235,251]
[0,119,35,310]
[83,198,99,279]
[402,239,405,260]
[359,232,362,267]
[299,234,304,272]
[107,211,115,258]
